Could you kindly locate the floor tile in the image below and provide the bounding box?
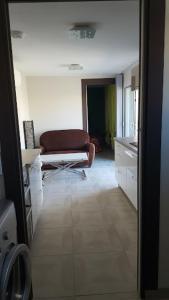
[72,196,101,212]
[32,151,137,299]
[44,193,71,208]
[43,185,72,197]
[74,252,136,295]
[71,188,99,198]
[31,227,73,256]
[106,226,124,252]
[125,250,137,276]
[38,210,72,228]
[75,292,139,299]
[32,255,74,298]
[43,191,72,201]
[73,226,112,253]
[99,193,132,210]
[72,211,105,227]
[101,208,121,225]
[114,223,137,252]
[42,197,72,214]
[34,298,75,300]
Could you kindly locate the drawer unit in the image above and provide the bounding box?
[126,167,137,209]
[29,154,43,234]
[23,165,33,245]
[115,141,138,209]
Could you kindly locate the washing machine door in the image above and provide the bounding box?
[0,244,31,300]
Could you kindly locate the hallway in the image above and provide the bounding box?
[31,151,138,299]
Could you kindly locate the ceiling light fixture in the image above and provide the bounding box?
[69,24,96,40]
[68,64,83,71]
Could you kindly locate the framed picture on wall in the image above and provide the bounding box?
[23,120,35,149]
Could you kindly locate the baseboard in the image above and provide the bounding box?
[145,289,169,299]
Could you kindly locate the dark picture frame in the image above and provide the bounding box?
[23,121,35,149]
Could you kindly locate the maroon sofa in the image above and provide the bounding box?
[40,129,95,169]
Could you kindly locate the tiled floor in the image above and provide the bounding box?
[31,150,138,300]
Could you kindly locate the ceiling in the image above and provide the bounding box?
[9,1,139,77]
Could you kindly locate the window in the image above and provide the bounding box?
[123,87,139,138]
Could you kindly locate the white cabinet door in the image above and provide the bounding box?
[115,142,127,192]
[115,166,122,187]
[29,155,43,234]
[115,141,137,209]
[124,149,137,209]
[126,167,137,209]
[115,142,123,186]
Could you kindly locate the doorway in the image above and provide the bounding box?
[87,84,116,152]
[8,1,139,298]
[0,0,166,299]
[88,86,106,150]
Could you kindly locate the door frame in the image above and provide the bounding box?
[81,78,115,131]
[139,0,165,295]
[0,0,28,245]
[0,0,166,298]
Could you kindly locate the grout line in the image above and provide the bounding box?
[70,194,76,297]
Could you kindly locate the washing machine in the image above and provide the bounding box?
[0,200,31,300]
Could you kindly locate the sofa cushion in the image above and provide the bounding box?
[40,130,89,152]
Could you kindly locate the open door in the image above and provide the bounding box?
[138,0,165,297]
[0,0,32,298]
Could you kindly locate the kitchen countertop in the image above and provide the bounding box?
[114,137,138,154]
[22,149,41,167]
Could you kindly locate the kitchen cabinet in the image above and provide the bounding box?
[115,140,137,209]
[22,149,43,243]
[23,165,33,245]
[29,154,43,234]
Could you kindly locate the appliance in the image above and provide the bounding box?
[0,200,31,299]
[69,24,96,39]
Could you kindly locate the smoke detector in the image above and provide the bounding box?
[69,24,96,40]
[11,30,25,39]
[68,64,83,71]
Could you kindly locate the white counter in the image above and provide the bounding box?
[114,137,138,153]
[22,149,41,167]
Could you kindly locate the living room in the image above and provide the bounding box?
[9,1,139,299]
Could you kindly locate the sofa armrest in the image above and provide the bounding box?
[40,145,45,154]
[86,143,95,167]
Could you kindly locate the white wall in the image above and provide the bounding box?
[123,61,139,88]
[14,69,30,149]
[27,77,83,145]
[159,0,169,288]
